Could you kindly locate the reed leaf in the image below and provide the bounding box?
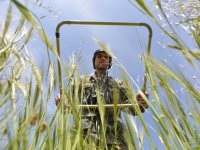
[128,0,154,18]
[119,65,158,149]
[32,84,40,110]
[31,61,43,92]
[12,0,38,27]
[47,62,55,99]
[119,66,150,136]
[14,81,27,97]
[149,58,200,102]
[188,50,200,61]
[135,0,154,18]
[1,1,12,44]
[127,0,147,15]
[124,115,137,149]
[0,45,11,71]
[12,0,58,58]
[14,15,25,36]
[0,0,199,149]
[23,26,34,47]
[193,26,200,48]
[147,57,200,148]
[27,76,33,105]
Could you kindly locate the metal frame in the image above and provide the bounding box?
[55,20,152,108]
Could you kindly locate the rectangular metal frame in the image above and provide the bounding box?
[55,20,152,108]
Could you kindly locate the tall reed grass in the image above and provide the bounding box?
[0,0,199,149]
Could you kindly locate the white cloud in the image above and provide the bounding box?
[54,0,102,19]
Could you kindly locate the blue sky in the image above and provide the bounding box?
[31,0,198,88]
[1,0,199,149]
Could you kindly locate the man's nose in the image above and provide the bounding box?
[101,55,108,60]
[101,56,106,60]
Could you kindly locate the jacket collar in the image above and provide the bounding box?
[90,71,107,81]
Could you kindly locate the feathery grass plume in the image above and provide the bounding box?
[47,62,55,99]
[93,38,116,59]
[1,1,13,44]
[14,80,27,97]
[0,1,57,149]
[30,59,43,91]
[161,0,200,39]
[22,26,34,49]
[155,0,188,48]
[55,53,82,149]
[32,82,41,110]
[130,0,199,66]
[12,0,58,59]
[14,15,25,36]
[0,79,9,97]
[0,44,11,71]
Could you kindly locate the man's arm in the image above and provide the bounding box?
[116,79,149,115]
[55,76,86,108]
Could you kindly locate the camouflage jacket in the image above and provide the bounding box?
[72,72,135,134]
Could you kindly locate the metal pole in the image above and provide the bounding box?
[66,104,134,108]
[55,20,152,108]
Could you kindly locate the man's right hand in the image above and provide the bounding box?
[55,94,68,107]
[55,94,61,106]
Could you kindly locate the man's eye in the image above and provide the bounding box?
[97,54,109,59]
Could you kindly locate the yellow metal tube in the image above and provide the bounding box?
[55,20,152,108]
[66,104,134,108]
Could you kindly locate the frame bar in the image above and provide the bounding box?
[55,20,152,108]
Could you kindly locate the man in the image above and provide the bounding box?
[55,49,149,149]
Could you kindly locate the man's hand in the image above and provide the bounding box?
[55,94,68,107]
[136,92,149,112]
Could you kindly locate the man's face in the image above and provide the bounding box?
[94,52,110,70]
